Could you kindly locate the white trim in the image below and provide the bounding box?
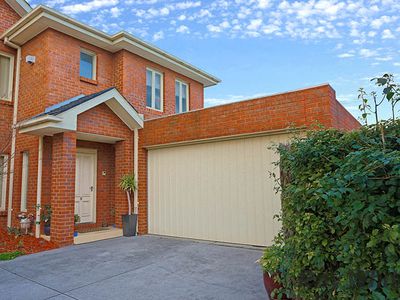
[80,48,97,80]
[0,51,15,102]
[76,148,97,224]
[146,68,164,112]
[175,79,189,113]
[1,6,220,87]
[5,0,32,17]
[20,151,29,212]
[0,155,8,211]
[18,88,144,136]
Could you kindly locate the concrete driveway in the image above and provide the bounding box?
[0,235,266,300]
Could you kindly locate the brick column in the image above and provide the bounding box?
[138,130,148,234]
[51,132,76,246]
[114,136,133,228]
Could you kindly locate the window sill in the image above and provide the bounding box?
[80,76,98,85]
[146,106,163,113]
[0,99,13,105]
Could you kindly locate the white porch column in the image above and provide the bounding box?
[133,128,139,216]
[35,136,43,238]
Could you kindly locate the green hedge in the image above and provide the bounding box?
[261,120,400,300]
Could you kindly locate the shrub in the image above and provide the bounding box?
[262,120,400,299]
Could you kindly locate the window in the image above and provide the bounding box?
[146,68,163,111]
[0,53,14,101]
[20,152,29,212]
[175,80,189,113]
[0,155,8,211]
[80,49,96,80]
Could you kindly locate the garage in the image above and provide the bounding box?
[147,133,290,246]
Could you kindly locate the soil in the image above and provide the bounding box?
[0,228,58,255]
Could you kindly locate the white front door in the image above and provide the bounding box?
[75,150,96,223]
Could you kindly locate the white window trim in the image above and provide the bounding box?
[0,51,14,102]
[80,48,97,80]
[175,79,189,113]
[146,68,164,112]
[0,155,8,211]
[20,152,29,212]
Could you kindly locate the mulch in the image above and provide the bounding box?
[0,228,58,255]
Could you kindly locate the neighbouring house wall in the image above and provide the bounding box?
[0,0,21,225]
[136,84,361,234]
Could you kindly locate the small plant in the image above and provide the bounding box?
[74,214,80,224]
[41,204,52,225]
[7,227,21,237]
[119,174,138,215]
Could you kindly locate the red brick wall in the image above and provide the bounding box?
[16,29,204,122]
[136,85,360,234]
[51,131,76,246]
[77,103,132,138]
[115,50,204,119]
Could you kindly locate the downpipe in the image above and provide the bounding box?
[4,37,21,228]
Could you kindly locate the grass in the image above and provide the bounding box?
[0,251,24,261]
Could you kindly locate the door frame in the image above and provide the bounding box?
[76,148,97,223]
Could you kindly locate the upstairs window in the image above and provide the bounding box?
[0,53,14,101]
[80,49,96,80]
[175,80,189,113]
[146,68,163,111]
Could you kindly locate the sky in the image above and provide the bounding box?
[27,0,400,121]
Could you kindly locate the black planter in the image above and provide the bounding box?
[122,214,137,237]
[44,224,51,236]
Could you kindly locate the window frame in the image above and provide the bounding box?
[0,51,14,102]
[0,155,8,211]
[175,79,189,114]
[79,48,97,81]
[20,151,29,212]
[146,67,164,112]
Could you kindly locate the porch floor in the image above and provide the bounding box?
[74,227,123,245]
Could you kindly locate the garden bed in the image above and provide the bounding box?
[0,228,58,260]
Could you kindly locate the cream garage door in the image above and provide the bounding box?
[148,133,290,246]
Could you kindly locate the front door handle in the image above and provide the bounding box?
[90,186,94,192]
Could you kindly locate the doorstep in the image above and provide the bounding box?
[74,227,123,245]
[41,234,51,242]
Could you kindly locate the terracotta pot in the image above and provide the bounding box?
[263,272,289,300]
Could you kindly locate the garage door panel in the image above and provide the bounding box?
[148,134,288,246]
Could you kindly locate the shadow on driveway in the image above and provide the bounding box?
[0,235,266,300]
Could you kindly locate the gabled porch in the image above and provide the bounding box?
[19,88,143,246]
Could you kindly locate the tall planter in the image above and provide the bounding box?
[122,214,137,237]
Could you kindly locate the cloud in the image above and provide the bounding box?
[247,19,263,31]
[110,7,122,18]
[176,25,190,33]
[62,0,119,14]
[359,48,377,58]
[382,29,395,39]
[152,30,164,41]
[338,53,354,58]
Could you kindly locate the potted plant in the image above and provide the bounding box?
[41,204,52,236]
[259,245,291,300]
[119,174,138,237]
[74,214,80,237]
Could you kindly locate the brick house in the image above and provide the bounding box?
[0,0,360,247]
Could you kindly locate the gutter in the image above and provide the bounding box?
[4,37,21,228]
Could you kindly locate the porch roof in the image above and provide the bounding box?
[19,87,144,136]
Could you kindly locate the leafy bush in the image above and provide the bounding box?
[262,120,400,299]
